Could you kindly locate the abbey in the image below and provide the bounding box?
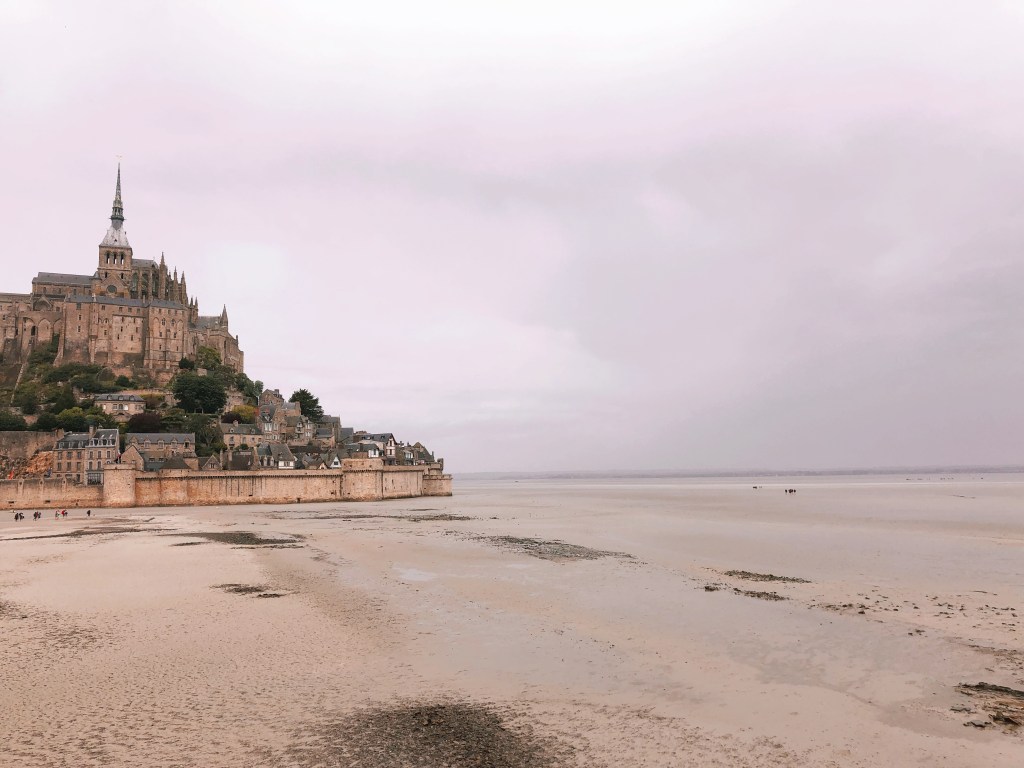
[0,168,243,383]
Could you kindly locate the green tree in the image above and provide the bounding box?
[50,384,77,413]
[234,372,260,403]
[127,411,163,433]
[55,407,89,432]
[32,412,58,431]
[143,394,165,410]
[197,346,222,370]
[43,363,102,383]
[178,357,196,370]
[115,375,132,388]
[173,372,227,414]
[84,408,116,430]
[0,411,28,431]
[184,413,224,457]
[161,408,188,433]
[221,404,256,424]
[289,388,324,422]
[12,382,39,415]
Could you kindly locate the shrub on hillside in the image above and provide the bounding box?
[0,411,28,431]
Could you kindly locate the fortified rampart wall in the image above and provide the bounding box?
[0,461,452,510]
[0,477,103,510]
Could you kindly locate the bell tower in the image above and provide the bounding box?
[95,164,133,297]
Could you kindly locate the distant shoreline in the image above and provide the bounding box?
[456,465,1024,482]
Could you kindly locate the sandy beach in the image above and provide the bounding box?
[1,474,1022,766]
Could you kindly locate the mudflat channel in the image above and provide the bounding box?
[1,474,1022,766]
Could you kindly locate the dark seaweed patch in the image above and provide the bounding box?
[171,531,300,547]
[723,570,810,584]
[483,536,631,562]
[286,701,571,767]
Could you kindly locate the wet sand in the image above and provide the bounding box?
[1,474,1022,766]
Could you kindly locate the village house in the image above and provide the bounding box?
[92,393,145,422]
[54,427,120,484]
[256,392,300,443]
[343,438,384,459]
[285,414,317,446]
[356,432,397,464]
[121,432,198,472]
[257,443,296,469]
[222,448,258,471]
[219,422,264,449]
[293,450,327,470]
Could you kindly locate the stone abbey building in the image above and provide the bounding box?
[0,167,243,382]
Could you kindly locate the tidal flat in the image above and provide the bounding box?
[1,474,1022,766]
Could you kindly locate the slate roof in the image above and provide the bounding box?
[124,432,196,446]
[56,428,119,450]
[100,220,130,248]
[200,455,221,470]
[195,316,221,329]
[226,451,257,471]
[34,272,93,286]
[258,443,295,463]
[159,456,190,471]
[220,423,261,435]
[95,393,144,402]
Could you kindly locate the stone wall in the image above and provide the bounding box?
[422,474,453,496]
[0,463,452,510]
[0,430,59,461]
[0,477,103,511]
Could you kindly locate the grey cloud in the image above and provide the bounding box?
[1,2,1022,470]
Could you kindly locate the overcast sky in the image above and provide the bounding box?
[1,1,1022,472]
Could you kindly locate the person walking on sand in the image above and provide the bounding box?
[86,510,91,517]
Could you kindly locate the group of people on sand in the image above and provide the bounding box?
[12,509,91,522]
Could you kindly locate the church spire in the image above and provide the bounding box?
[100,163,130,249]
[111,164,124,222]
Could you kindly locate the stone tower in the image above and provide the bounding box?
[95,165,134,298]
